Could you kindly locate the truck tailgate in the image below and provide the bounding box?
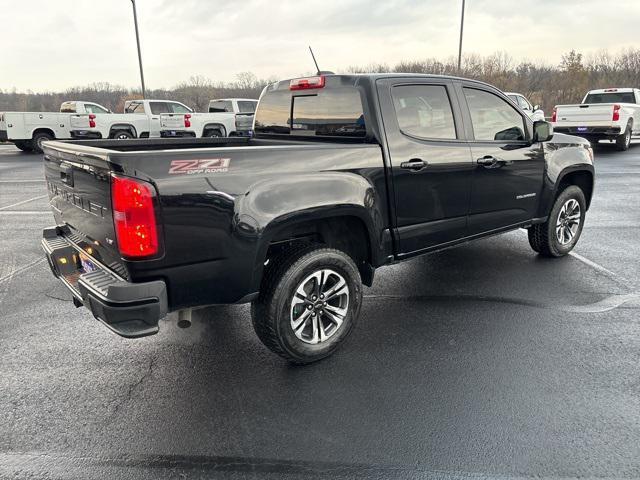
[556,104,615,124]
[70,114,90,129]
[160,113,184,130]
[43,142,127,278]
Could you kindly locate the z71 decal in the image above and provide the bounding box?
[169,158,231,175]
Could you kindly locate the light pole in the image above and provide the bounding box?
[130,0,146,98]
[457,0,465,73]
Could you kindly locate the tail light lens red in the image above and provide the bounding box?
[111,175,159,258]
[551,107,557,123]
[612,104,621,122]
[89,114,96,128]
[184,114,191,128]
[290,76,326,91]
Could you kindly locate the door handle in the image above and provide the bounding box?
[400,159,427,171]
[477,155,499,167]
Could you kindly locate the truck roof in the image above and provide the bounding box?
[271,73,499,91]
[586,87,637,94]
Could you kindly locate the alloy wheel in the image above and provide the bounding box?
[290,269,350,345]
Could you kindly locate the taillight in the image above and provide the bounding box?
[89,114,96,128]
[184,114,191,128]
[289,76,325,91]
[551,107,557,123]
[612,104,621,122]
[111,175,159,258]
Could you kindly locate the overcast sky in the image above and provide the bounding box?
[2,0,640,92]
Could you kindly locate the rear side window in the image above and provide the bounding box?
[391,85,457,140]
[125,102,145,114]
[60,102,76,113]
[255,87,366,138]
[583,92,636,104]
[209,100,233,113]
[464,88,526,141]
[237,101,257,113]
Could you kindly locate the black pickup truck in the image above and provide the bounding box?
[41,74,595,363]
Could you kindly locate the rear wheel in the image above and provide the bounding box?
[14,140,33,152]
[528,185,586,257]
[31,132,54,153]
[111,130,134,140]
[204,128,224,138]
[615,123,632,151]
[251,245,363,364]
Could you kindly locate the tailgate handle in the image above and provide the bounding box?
[60,163,74,187]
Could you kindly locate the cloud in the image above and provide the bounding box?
[0,0,639,91]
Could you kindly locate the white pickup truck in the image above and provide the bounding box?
[552,88,640,150]
[159,99,254,138]
[69,99,235,140]
[0,101,111,153]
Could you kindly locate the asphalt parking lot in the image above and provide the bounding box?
[0,141,639,479]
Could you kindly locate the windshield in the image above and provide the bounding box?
[255,86,366,138]
[584,92,636,104]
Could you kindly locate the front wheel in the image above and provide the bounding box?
[14,140,34,152]
[528,185,586,257]
[111,130,134,140]
[31,132,54,153]
[251,246,363,364]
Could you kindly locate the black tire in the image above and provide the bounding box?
[14,140,33,152]
[31,132,53,154]
[528,185,586,257]
[615,123,632,151]
[111,130,134,140]
[251,245,363,364]
[205,128,224,138]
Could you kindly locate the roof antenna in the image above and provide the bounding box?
[309,46,321,75]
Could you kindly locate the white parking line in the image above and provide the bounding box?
[0,180,45,184]
[569,251,620,279]
[0,211,51,215]
[0,257,46,285]
[0,195,47,211]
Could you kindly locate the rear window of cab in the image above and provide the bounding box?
[254,82,366,138]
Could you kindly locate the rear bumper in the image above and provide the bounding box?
[160,130,196,138]
[553,126,622,139]
[42,226,167,338]
[70,130,103,140]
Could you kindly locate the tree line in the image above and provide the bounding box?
[1,49,639,113]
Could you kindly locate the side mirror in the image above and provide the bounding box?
[533,120,553,143]
[533,105,540,111]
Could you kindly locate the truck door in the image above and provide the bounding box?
[377,78,474,255]
[456,84,545,234]
[148,101,168,137]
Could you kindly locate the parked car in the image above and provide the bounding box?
[0,101,111,153]
[208,98,258,135]
[68,99,237,141]
[158,98,259,138]
[552,88,640,150]
[505,92,545,121]
[41,73,594,364]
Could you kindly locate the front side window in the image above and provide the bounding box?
[169,103,191,114]
[85,104,109,114]
[391,85,457,140]
[517,96,532,110]
[464,88,526,141]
